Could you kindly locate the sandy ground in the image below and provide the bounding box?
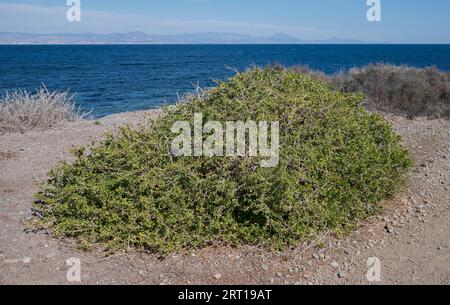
[0,110,449,285]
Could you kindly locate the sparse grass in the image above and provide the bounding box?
[0,87,83,134]
[32,67,413,254]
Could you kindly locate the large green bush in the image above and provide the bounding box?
[33,67,413,253]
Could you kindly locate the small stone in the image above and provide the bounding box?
[22,257,31,264]
[213,273,222,280]
[330,261,339,268]
[46,252,57,259]
[385,224,394,233]
[261,264,269,271]
[288,267,298,274]
[337,272,346,278]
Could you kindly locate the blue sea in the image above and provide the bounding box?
[1,44,450,118]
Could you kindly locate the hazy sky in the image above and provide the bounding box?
[0,0,449,43]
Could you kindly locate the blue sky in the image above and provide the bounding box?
[0,0,449,43]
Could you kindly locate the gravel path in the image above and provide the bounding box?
[0,111,449,285]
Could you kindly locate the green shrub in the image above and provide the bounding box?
[33,67,413,254]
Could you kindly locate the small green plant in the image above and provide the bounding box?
[32,67,413,254]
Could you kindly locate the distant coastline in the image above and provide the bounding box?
[0,31,378,45]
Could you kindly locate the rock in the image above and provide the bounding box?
[288,267,298,274]
[261,264,269,271]
[385,224,394,233]
[22,257,31,264]
[213,273,222,280]
[46,252,57,259]
[330,261,339,268]
[337,272,346,278]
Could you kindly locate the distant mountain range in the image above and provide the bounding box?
[0,31,374,45]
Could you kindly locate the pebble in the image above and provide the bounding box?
[385,224,394,233]
[213,273,222,280]
[330,261,339,268]
[22,257,31,264]
[46,252,57,259]
[288,267,298,274]
[261,264,269,271]
[337,272,346,278]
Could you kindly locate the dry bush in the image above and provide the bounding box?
[290,64,450,119]
[334,64,450,118]
[0,87,83,134]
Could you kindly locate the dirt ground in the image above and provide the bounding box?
[0,110,449,285]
